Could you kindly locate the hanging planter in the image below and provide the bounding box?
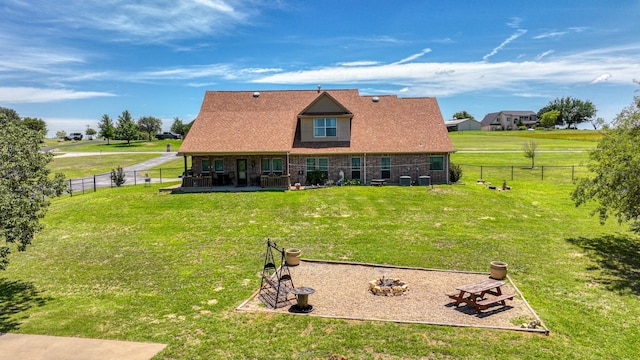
[490,261,508,279]
[285,248,301,266]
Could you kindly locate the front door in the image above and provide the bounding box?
[237,159,247,186]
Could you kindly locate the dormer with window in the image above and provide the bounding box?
[298,92,353,143]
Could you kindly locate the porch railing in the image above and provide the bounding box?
[260,175,290,189]
[181,176,213,188]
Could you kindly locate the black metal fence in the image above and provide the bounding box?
[66,167,183,196]
[458,164,589,184]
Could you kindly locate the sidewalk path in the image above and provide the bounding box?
[0,333,166,360]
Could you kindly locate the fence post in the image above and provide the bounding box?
[81,178,85,194]
[69,179,73,197]
[572,165,574,182]
[511,166,514,181]
[541,166,544,181]
[160,168,162,183]
[94,175,97,192]
[134,170,137,186]
[480,166,483,180]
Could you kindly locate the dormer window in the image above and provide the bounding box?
[314,118,337,137]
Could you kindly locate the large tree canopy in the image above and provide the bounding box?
[116,110,139,145]
[170,117,186,136]
[0,107,66,270]
[98,114,115,144]
[572,88,640,233]
[452,110,475,120]
[537,96,597,129]
[137,116,162,141]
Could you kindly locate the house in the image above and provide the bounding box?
[444,118,481,132]
[177,89,455,189]
[480,111,538,130]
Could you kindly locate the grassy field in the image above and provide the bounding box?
[449,130,601,151]
[48,153,162,179]
[2,181,639,358]
[5,130,637,358]
[45,139,183,152]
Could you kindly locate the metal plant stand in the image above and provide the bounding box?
[258,239,295,309]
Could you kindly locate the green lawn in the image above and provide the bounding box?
[449,130,601,151]
[48,153,162,179]
[2,181,639,359]
[46,139,183,152]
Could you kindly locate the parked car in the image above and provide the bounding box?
[179,169,194,178]
[64,132,83,141]
[155,132,181,140]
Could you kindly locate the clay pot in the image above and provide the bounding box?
[490,261,508,279]
[285,248,301,266]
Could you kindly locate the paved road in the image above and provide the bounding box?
[66,152,182,193]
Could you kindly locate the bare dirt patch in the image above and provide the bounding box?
[237,260,547,333]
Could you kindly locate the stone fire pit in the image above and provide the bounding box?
[369,277,409,296]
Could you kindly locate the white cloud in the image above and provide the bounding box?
[482,29,527,61]
[3,1,259,43]
[0,87,115,103]
[252,50,640,98]
[533,31,567,39]
[392,48,432,65]
[535,50,555,60]
[507,17,523,29]
[591,73,612,83]
[338,61,380,67]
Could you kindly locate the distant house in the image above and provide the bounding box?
[480,111,538,130]
[177,89,455,189]
[444,118,481,132]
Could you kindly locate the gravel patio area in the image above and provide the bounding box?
[236,259,547,333]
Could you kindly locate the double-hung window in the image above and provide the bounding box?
[381,157,391,179]
[351,157,361,180]
[262,158,284,175]
[430,156,444,171]
[214,159,224,174]
[201,159,210,174]
[306,157,329,177]
[314,118,337,137]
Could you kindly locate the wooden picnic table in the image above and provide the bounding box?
[370,179,387,186]
[447,278,514,313]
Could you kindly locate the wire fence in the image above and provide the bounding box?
[66,167,183,196]
[64,164,590,196]
[458,164,589,184]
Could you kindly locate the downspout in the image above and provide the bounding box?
[286,152,290,187]
[363,153,367,185]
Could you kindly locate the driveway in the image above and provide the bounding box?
[65,152,182,192]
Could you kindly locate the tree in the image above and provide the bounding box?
[537,96,597,129]
[86,127,97,136]
[110,166,126,187]
[572,85,640,233]
[55,130,67,139]
[137,116,162,141]
[540,110,560,129]
[116,110,139,145]
[452,110,475,120]
[170,117,186,136]
[98,114,115,144]
[22,117,47,137]
[590,117,606,130]
[522,141,538,168]
[0,108,66,270]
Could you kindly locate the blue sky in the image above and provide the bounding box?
[1,0,639,137]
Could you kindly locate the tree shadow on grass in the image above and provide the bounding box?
[567,234,640,295]
[0,278,49,333]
